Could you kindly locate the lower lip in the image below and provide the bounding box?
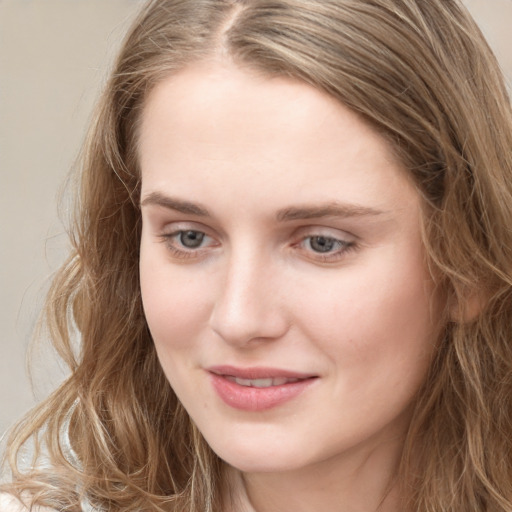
[209,373,316,411]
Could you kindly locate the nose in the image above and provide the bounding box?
[209,251,289,347]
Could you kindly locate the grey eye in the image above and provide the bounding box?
[179,230,205,248]
[307,236,338,253]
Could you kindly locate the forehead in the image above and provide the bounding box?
[138,61,418,217]
[140,61,395,157]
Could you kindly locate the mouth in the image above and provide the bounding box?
[206,365,318,411]
[208,365,316,384]
[223,375,305,388]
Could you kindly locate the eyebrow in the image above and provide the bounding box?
[140,192,210,216]
[140,192,386,221]
[276,202,386,221]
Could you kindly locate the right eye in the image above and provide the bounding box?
[176,230,206,248]
[160,229,218,259]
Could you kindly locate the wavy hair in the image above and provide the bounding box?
[3,0,512,510]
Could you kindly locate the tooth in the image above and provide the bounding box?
[229,376,303,388]
[235,377,254,387]
[251,378,274,388]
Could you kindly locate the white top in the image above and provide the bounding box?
[0,493,55,512]
[0,494,28,512]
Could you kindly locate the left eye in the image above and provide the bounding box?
[303,235,348,253]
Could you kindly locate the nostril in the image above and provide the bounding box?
[208,259,289,345]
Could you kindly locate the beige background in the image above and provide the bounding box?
[1,0,511,436]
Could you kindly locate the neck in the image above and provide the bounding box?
[223,435,405,512]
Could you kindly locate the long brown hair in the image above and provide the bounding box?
[3,1,512,510]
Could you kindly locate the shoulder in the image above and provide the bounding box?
[0,493,56,512]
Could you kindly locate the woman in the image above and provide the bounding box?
[2,0,512,510]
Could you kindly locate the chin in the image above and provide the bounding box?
[205,434,312,474]
[222,453,305,474]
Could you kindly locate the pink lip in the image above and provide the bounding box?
[207,365,318,412]
[208,365,316,380]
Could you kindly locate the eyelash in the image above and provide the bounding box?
[159,230,217,260]
[158,230,357,263]
[297,236,357,262]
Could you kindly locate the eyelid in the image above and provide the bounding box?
[158,219,217,238]
[292,224,356,242]
[291,226,358,263]
[156,221,220,260]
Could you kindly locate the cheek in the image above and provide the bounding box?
[139,260,215,404]
[297,249,437,375]
[139,250,212,353]
[296,265,437,434]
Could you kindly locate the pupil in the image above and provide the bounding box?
[310,236,335,253]
[180,231,204,248]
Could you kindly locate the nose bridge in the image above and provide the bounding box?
[209,244,288,345]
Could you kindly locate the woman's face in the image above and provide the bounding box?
[139,62,440,474]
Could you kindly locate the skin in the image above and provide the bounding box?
[138,61,440,512]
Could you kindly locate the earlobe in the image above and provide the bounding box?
[448,288,486,324]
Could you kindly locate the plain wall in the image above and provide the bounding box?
[0,0,143,436]
[1,0,511,436]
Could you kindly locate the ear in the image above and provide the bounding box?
[448,287,486,323]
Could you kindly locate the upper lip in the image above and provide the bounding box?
[207,365,317,380]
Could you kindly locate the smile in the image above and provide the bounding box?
[224,376,302,388]
[207,366,318,411]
